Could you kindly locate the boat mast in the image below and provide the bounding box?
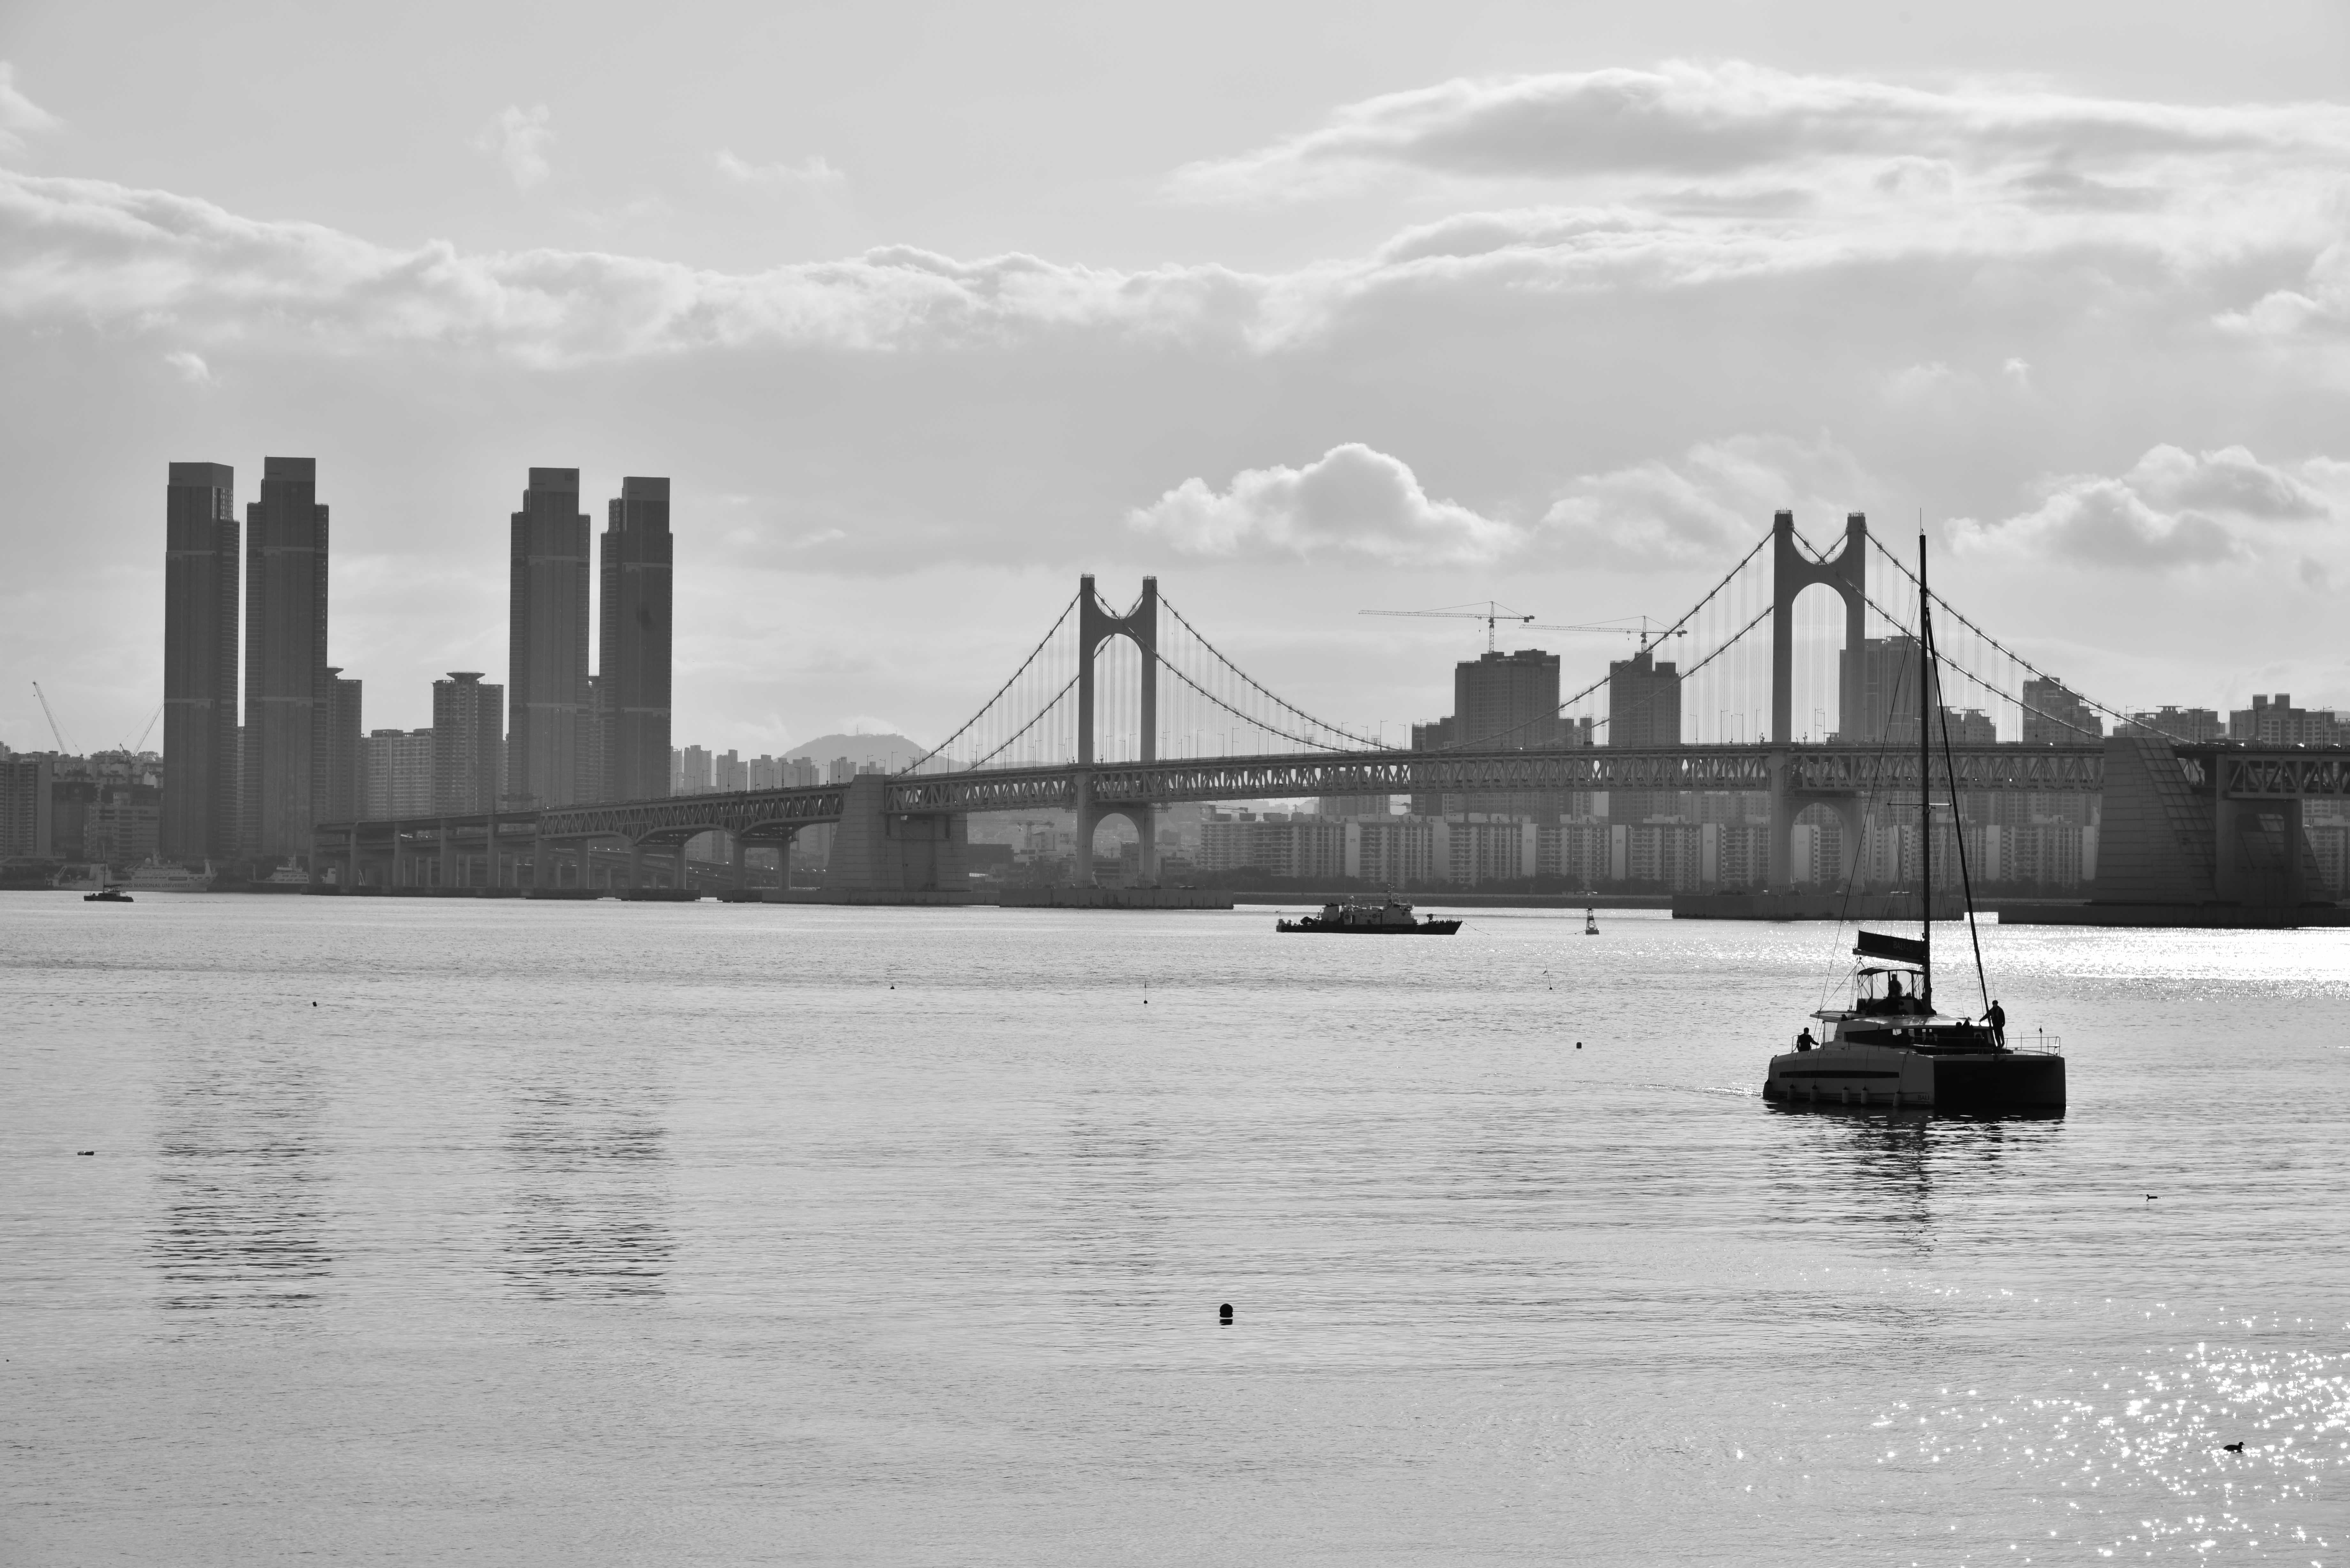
[1917,527,1932,1009]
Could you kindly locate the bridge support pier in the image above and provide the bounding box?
[825,773,969,893]
[1766,510,1869,887]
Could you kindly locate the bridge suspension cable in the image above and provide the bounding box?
[1867,537,2176,742]
[1156,594,1380,752]
[900,592,1080,775]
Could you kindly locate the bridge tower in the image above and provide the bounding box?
[1076,574,1158,885]
[1768,511,1869,888]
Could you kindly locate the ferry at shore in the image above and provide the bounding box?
[123,858,216,893]
[1278,896,1460,935]
[1762,529,2066,1116]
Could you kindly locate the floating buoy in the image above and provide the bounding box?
[1575,1041,1583,1050]
[76,1150,94,1156]
[1218,1302,1233,1324]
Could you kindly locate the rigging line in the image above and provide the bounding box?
[1819,575,1919,1015]
[962,671,1083,773]
[1932,650,1995,1019]
[1871,539,2173,741]
[899,593,1082,774]
[1157,595,1381,749]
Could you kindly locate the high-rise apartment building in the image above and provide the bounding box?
[2229,693,2342,746]
[0,754,54,859]
[2121,706,2225,742]
[320,668,363,825]
[242,457,330,864]
[599,477,673,801]
[508,467,593,807]
[2021,675,2103,744]
[1457,648,1572,820]
[432,673,504,814]
[1839,636,1933,745]
[1607,645,1682,822]
[162,461,240,862]
[361,729,437,819]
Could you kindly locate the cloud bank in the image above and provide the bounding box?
[1953,445,2348,570]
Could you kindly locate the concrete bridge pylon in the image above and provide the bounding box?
[1077,574,1159,885]
[1768,510,1869,888]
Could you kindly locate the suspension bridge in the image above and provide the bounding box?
[314,511,2349,911]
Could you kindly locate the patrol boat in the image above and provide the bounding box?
[1277,895,1461,934]
[1762,529,2066,1115]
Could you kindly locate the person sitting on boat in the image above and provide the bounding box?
[1795,1028,1816,1053]
[1885,974,1904,1006]
[1986,999,2006,1046]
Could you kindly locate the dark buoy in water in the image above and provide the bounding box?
[76,1150,94,1156]
[1218,1302,1233,1324]
[312,1001,318,1007]
[1575,1041,1583,1050]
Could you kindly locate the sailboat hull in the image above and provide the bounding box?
[1763,1046,2064,1113]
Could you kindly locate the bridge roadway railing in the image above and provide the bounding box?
[317,741,2120,856]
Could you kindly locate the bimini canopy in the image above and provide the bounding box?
[1854,929,1927,966]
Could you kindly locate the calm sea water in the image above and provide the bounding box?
[4,893,2346,1565]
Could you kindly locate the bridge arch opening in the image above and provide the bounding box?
[1081,808,1153,887]
[1788,583,1851,744]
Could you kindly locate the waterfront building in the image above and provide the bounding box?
[509,468,593,808]
[432,673,504,814]
[599,477,673,801]
[361,729,436,819]
[0,754,54,858]
[161,461,240,862]
[242,457,330,864]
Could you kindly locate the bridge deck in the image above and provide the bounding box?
[314,741,2157,849]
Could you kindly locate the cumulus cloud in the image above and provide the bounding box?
[0,64,61,156]
[1168,61,2350,205]
[1129,434,1882,571]
[1952,444,2345,569]
[1127,443,1516,565]
[1536,433,1884,569]
[714,149,846,191]
[475,104,555,191]
[161,349,214,386]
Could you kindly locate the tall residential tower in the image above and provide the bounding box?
[508,468,592,807]
[241,457,330,864]
[161,462,240,862]
[599,476,673,802]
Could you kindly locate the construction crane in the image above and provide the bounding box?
[29,681,71,754]
[1362,606,1689,654]
[119,702,163,754]
[1523,616,1690,652]
[1359,601,1536,653]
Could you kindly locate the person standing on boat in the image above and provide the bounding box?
[1986,999,2006,1047]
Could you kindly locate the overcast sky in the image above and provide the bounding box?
[3,1,2346,754]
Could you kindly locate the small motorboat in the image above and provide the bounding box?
[85,886,133,903]
[1278,896,1460,934]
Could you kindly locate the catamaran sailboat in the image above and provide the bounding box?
[1762,531,2066,1114]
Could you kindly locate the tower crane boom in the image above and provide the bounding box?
[29,681,71,754]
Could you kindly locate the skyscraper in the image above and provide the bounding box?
[432,673,504,814]
[508,467,592,807]
[321,667,363,824]
[242,456,329,864]
[161,461,239,862]
[1607,645,1682,823]
[1455,648,1567,820]
[599,476,673,802]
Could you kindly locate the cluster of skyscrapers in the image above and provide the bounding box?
[159,461,674,870]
